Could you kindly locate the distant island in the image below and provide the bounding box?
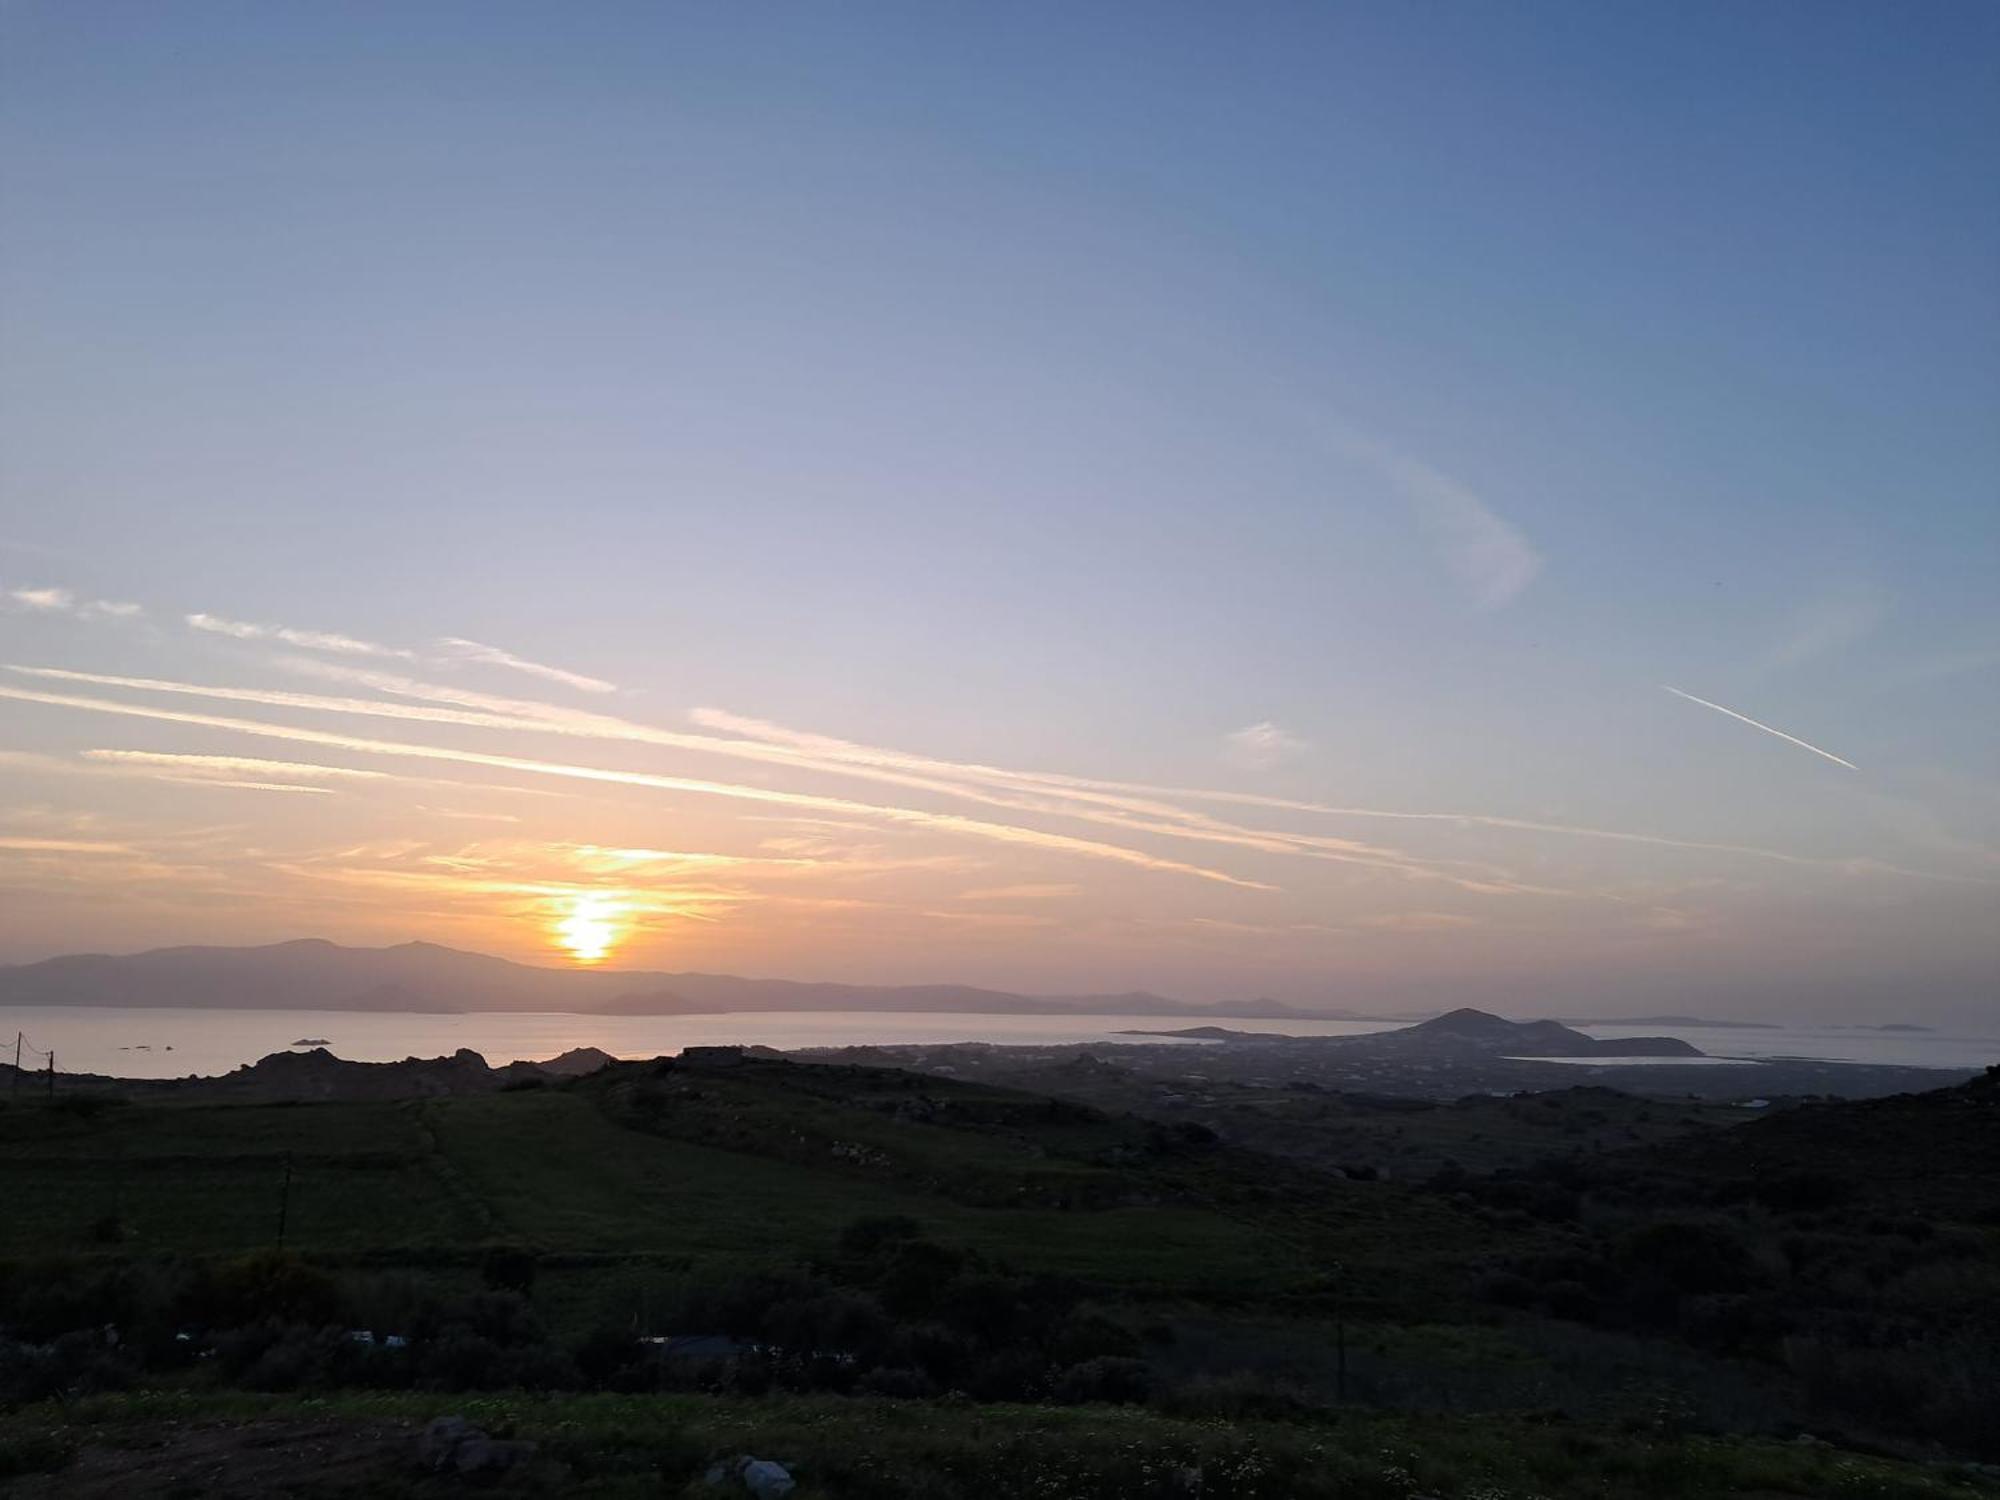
[1550,1014,1782,1031]
[0,938,1238,1018]
[0,940,1958,1041]
[1121,1008,1706,1059]
[0,938,1515,1024]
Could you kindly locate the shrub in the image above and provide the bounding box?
[480,1245,539,1296]
[1155,1371,1320,1422]
[1052,1355,1156,1405]
[210,1250,345,1327]
[0,1431,74,1480]
[839,1214,923,1256]
[1619,1221,1757,1296]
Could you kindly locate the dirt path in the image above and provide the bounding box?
[6,1418,423,1499]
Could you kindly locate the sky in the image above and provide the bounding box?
[1,2,1996,1022]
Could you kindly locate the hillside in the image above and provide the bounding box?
[0,1051,1995,1490]
[1608,1062,2000,1219]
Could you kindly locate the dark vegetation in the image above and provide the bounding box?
[1454,1067,2000,1458]
[0,1051,1994,1497]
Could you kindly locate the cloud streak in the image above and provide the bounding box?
[9,664,1544,894]
[1759,587,1889,673]
[0,681,1268,888]
[8,586,73,611]
[0,836,136,855]
[1663,686,1858,771]
[6,586,142,619]
[81,750,390,782]
[436,638,618,694]
[6,661,1925,890]
[1223,721,1306,770]
[187,613,416,659]
[1330,433,1541,609]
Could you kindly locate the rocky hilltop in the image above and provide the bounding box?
[0,1044,626,1104]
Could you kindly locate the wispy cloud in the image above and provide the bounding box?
[1759,586,1889,673]
[415,806,522,824]
[1223,720,1306,770]
[5,586,140,619]
[958,882,1083,902]
[1663,685,1858,771]
[0,749,328,795]
[0,680,1269,888]
[1333,432,1541,609]
[81,750,389,782]
[14,665,1496,890]
[436,638,617,694]
[8,586,74,611]
[186,612,415,659]
[0,836,136,855]
[9,661,1923,891]
[1901,641,2000,684]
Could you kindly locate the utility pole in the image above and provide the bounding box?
[1330,1258,1347,1404]
[10,1032,19,1098]
[1336,1310,1347,1404]
[276,1152,293,1248]
[46,1050,55,1103]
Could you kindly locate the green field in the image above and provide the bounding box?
[2,1056,1993,1496]
[0,1070,1380,1304]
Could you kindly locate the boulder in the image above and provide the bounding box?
[742,1458,796,1498]
[418,1415,476,1469]
[454,1435,538,1474]
[417,1415,536,1475]
[704,1454,796,1497]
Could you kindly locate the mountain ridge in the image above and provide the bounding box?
[0,937,1344,1020]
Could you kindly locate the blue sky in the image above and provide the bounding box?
[2,3,1996,1020]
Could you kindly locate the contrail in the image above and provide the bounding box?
[1663,686,1857,771]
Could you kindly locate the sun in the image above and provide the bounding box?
[554,892,624,965]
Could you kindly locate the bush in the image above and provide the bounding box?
[573,1324,640,1387]
[839,1214,923,1256]
[1619,1221,1757,1296]
[480,1245,538,1296]
[0,1330,138,1404]
[1052,1356,1156,1405]
[1155,1371,1320,1422]
[210,1251,345,1327]
[0,1431,74,1480]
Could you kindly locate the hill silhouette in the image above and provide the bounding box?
[1125,1008,1703,1057]
[1613,1062,2000,1218]
[0,938,1308,1019]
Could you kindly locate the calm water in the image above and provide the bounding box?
[1,1007,1993,1080]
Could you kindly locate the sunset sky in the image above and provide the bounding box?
[2,4,1996,1022]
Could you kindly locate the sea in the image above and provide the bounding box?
[1,1008,1995,1081]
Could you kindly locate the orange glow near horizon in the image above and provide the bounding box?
[553,891,624,965]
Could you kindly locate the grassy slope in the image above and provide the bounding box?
[3,1065,1997,1494]
[982,1060,1764,1179]
[1613,1066,2000,1219]
[429,1088,1303,1293]
[0,1060,1505,1314]
[4,1390,1994,1500]
[0,1101,484,1254]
